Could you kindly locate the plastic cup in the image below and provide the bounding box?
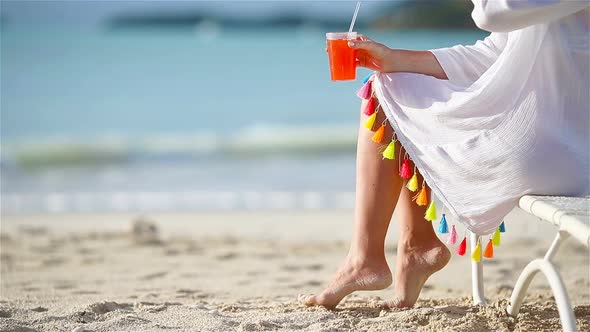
[326,32,357,81]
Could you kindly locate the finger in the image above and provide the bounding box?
[348,40,376,51]
[356,34,373,42]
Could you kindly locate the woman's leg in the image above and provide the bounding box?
[301,99,451,309]
[300,100,401,309]
[388,172,451,308]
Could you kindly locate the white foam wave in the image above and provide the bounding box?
[1,123,358,167]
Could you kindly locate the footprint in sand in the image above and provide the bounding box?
[215,252,239,260]
[72,290,99,295]
[177,288,198,294]
[280,264,300,272]
[54,281,76,290]
[305,264,323,271]
[0,309,13,318]
[23,286,40,292]
[90,301,131,313]
[30,306,48,312]
[18,225,48,236]
[42,257,67,267]
[139,271,168,280]
[274,276,292,283]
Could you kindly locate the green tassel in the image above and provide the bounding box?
[492,228,501,246]
[382,140,396,160]
[424,200,437,221]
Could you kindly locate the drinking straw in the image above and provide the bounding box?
[348,1,362,33]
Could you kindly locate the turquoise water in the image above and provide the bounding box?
[1,25,487,213]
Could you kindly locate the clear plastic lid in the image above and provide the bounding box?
[326,32,357,40]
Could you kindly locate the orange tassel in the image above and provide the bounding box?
[372,124,385,143]
[412,185,428,206]
[483,239,494,258]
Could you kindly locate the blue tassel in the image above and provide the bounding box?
[438,214,448,234]
[499,221,506,233]
[362,73,373,84]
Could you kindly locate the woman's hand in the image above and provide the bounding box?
[348,35,448,79]
[348,35,396,73]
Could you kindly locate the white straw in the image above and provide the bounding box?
[348,1,362,33]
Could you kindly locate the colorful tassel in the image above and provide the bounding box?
[362,73,373,84]
[483,239,494,258]
[425,200,437,221]
[372,124,385,143]
[413,186,428,206]
[457,236,467,256]
[364,112,377,130]
[363,98,376,116]
[356,80,372,99]
[438,214,448,234]
[492,228,501,246]
[471,239,482,262]
[382,140,396,160]
[447,225,457,245]
[406,173,418,192]
[399,159,412,179]
[499,221,506,233]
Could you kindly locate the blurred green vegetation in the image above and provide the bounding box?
[373,0,476,30]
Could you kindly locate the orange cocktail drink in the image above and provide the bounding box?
[326,32,357,81]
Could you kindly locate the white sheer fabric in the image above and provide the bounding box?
[373,0,590,234]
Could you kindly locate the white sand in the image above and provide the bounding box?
[1,209,589,331]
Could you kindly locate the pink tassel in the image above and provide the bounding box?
[447,225,457,245]
[356,80,372,100]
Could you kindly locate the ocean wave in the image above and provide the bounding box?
[1,124,358,167]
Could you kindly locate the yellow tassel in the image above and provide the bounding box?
[413,186,428,206]
[425,200,437,221]
[471,239,482,262]
[492,228,501,246]
[364,112,377,130]
[372,124,385,143]
[406,173,418,192]
[382,140,396,160]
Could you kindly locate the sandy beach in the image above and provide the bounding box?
[1,208,589,331]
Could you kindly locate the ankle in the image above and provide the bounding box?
[346,250,388,269]
[398,234,441,252]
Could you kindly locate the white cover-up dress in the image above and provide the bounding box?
[372,0,590,235]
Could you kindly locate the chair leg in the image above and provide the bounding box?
[471,232,486,305]
[506,232,576,331]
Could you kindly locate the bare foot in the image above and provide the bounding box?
[299,257,392,309]
[384,238,451,309]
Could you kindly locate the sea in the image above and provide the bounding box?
[1,23,487,214]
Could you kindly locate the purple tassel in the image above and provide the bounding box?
[356,80,372,100]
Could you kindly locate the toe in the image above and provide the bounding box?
[298,294,316,306]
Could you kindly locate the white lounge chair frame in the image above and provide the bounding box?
[469,195,590,332]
